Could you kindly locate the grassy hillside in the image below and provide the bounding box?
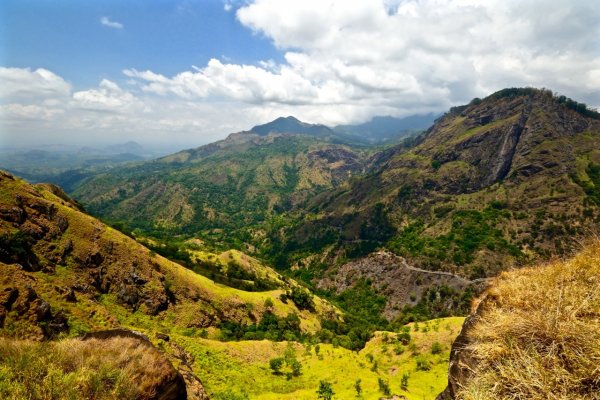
[449,240,600,400]
[0,336,183,400]
[0,171,340,342]
[172,317,465,399]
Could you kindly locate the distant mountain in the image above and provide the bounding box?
[104,140,145,155]
[72,127,375,243]
[250,116,334,137]
[334,114,438,142]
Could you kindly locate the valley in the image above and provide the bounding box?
[1,88,599,399]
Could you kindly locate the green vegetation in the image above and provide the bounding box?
[179,317,465,399]
[316,381,334,400]
[389,205,523,276]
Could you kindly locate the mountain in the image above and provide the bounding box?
[334,114,438,143]
[250,116,334,137]
[70,88,600,323]
[72,125,375,247]
[272,88,600,300]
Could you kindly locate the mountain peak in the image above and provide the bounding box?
[249,116,333,137]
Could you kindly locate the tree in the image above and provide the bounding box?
[289,359,302,377]
[354,379,362,396]
[400,372,409,391]
[269,357,284,374]
[378,378,391,396]
[317,380,334,400]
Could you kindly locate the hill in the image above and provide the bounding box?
[334,114,437,143]
[72,126,375,248]
[250,116,334,137]
[438,239,600,400]
[69,88,600,328]
[277,88,600,279]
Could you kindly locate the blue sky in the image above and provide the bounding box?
[1,0,599,148]
[1,0,281,89]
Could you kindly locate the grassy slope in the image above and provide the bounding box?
[176,317,464,399]
[456,241,600,400]
[0,172,338,339]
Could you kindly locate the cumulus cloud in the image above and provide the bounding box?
[72,79,141,112]
[124,0,599,126]
[0,67,263,147]
[0,67,71,100]
[100,16,123,29]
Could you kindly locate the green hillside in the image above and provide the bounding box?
[275,89,600,280]
[73,132,375,249]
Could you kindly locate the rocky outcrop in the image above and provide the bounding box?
[0,264,69,339]
[435,302,483,399]
[318,251,486,319]
[82,329,190,400]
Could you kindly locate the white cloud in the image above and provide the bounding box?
[0,67,71,100]
[2,1,599,148]
[120,0,600,128]
[100,16,123,29]
[72,79,141,112]
[0,67,264,148]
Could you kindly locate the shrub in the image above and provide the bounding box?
[431,341,443,354]
[377,377,391,396]
[400,372,410,390]
[269,357,284,374]
[416,355,431,371]
[317,380,334,400]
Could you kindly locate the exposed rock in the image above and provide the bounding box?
[0,267,69,339]
[156,332,170,342]
[318,251,484,319]
[170,342,210,400]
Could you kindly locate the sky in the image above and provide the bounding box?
[1,0,599,149]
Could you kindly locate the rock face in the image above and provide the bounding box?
[435,305,482,400]
[318,251,485,319]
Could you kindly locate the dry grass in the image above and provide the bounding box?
[457,241,600,400]
[0,337,177,400]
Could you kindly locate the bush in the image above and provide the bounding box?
[378,377,391,396]
[400,372,410,390]
[316,380,334,400]
[269,357,284,374]
[431,341,443,354]
[416,355,431,371]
